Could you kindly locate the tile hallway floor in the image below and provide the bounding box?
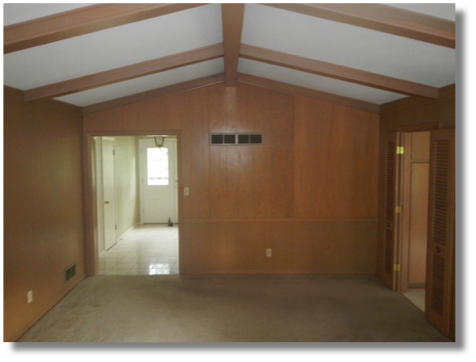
[98,224,179,275]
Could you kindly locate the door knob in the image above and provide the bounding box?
[104,201,110,204]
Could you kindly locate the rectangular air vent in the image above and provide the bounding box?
[211,133,263,145]
[65,264,76,282]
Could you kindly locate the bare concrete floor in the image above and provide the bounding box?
[18,274,451,342]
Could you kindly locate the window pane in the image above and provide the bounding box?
[147,147,169,185]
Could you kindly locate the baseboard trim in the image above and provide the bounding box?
[7,274,87,342]
[180,270,377,275]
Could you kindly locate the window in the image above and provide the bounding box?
[147,147,169,185]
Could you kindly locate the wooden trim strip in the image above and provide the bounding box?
[182,218,378,223]
[237,73,380,113]
[25,44,224,101]
[5,3,209,54]
[240,44,439,99]
[264,3,455,48]
[180,270,376,275]
[82,73,225,115]
[398,122,442,132]
[84,130,181,137]
[221,4,245,86]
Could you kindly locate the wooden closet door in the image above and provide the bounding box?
[425,129,455,339]
[380,132,402,290]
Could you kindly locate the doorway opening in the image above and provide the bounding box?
[381,127,455,338]
[398,131,431,311]
[91,134,180,275]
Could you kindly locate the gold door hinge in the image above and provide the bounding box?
[394,264,401,272]
[395,206,403,214]
[396,146,404,154]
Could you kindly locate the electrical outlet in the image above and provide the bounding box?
[266,248,272,257]
[184,187,190,196]
[27,290,33,304]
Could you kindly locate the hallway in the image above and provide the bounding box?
[98,224,179,275]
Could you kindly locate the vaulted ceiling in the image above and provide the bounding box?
[3,3,456,114]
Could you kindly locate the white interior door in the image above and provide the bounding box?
[102,137,117,250]
[140,138,178,224]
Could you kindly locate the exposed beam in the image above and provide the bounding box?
[380,84,455,114]
[4,3,208,54]
[25,44,224,101]
[83,74,225,115]
[221,4,245,86]
[264,3,455,48]
[237,73,380,113]
[4,86,83,117]
[240,44,439,99]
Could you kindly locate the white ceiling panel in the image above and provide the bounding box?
[3,3,456,109]
[242,4,455,87]
[4,4,223,90]
[3,3,97,26]
[238,59,406,105]
[56,58,224,107]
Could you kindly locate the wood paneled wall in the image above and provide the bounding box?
[4,87,85,342]
[405,132,430,286]
[84,82,379,275]
[112,136,140,239]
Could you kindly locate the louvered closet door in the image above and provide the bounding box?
[425,129,455,338]
[380,132,402,290]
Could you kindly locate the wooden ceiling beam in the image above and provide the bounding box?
[83,73,225,115]
[221,4,245,86]
[237,73,380,113]
[264,3,455,48]
[25,44,224,101]
[4,3,209,54]
[240,44,439,99]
